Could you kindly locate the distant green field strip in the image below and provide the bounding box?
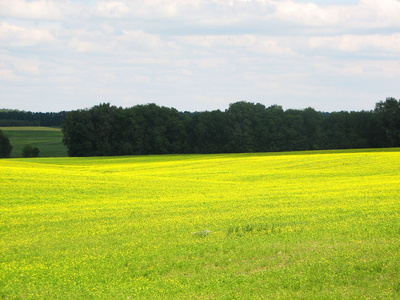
[0,126,61,131]
[0,127,67,157]
[7,138,55,145]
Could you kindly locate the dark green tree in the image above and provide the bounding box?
[301,107,326,150]
[323,112,353,149]
[374,97,400,147]
[126,104,188,155]
[89,103,122,156]
[282,109,306,151]
[263,105,285,151]
[0,130,12,158]
[22,145,40,157]
[188,110,229,153]
[226,101,266,153]
[62,109,95,156]
[0,110,66,126]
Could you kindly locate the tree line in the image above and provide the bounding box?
[61,97,400,157]
[0,110,67,127]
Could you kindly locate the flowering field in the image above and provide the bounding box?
[1,149,400,299]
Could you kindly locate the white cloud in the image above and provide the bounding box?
[93,1,129,18]
[358,0,400,27]
[67,38,99,53]
[12,57,41,76]
[0,22,55,47]
[0,68,19,81]
[0,0,75,21]
[122,30,164,50]
[273,0,400,34]
[0,0,399,113]
[309,33,400,55]
[275,1,339,26]
[176,34,299,63]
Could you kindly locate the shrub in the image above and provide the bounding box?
[22,145,40,158]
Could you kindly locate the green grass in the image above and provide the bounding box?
[0,127,68,158]
[1,149,400,299]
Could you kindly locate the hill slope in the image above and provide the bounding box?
[0,127,68,158]
[1,149,399,298]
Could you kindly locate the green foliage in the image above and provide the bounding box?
[188,109,229,153]
[61,98,399,157]
[62,103,189,157]
[375,97,400,147]
[0,110,66,126]
[226,101,266,152]
[21,145,40,157]
[0,130,12,158]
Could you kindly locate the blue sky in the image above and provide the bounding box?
[1,0,399,112]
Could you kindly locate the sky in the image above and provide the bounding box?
[0,0,399,113]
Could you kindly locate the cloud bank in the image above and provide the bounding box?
[1,0,399,112]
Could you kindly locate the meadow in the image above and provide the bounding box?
[0,127,67,158]
[1,149,400,299]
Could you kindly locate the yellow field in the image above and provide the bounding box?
[1,149,400,298]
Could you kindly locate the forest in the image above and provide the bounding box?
[0,97,398,157]
[0,110,67,127]
[60,97,400,157]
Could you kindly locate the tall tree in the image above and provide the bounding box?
[188,110,229,153]
[374,97,400,147]
[62,109,94,156]
[226,101,266,153]
[0,130,12,158]
[301,107,326,150]
[263,105,285,152]
[282,109,306,151]
[89,103,121,156]
[124,104,188,155]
